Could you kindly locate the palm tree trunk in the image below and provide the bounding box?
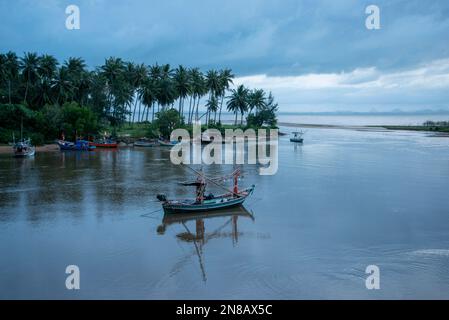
[131,96,139,125]
[23,80,29,104]
[234,112,238,125]
[195,96,200,122]
[241,112,243,125]
[189,96,195,124]
[218,95,224,124]
[8,80,12,104]
[152,102,155,122]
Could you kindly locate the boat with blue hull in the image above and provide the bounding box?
[157,168,255,214]
[58,140,96,151]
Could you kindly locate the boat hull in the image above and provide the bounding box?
[161,186,255,214]
[158,140,178,147]
[58,140,96,151]
[134,141,159,147]
[13,148,35,157]
[290,138,303,143]
[89,142,117,148]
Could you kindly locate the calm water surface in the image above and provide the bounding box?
[1,127,449,299]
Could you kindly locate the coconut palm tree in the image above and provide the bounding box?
[248,89,267,115]
[189,69,206,123]
[227,84,249,125]
[218,68,234,124]
[205,69,220,121]
[205,95,219,125]
[173,65,190,121]
[129,63,147,124]
[138,77,159,122]
[3,51,19,104]
[51,66,75,105]
[157,76,176,112]
[100,57,126,118]
[20,52,40,104]
[38,54,58,80]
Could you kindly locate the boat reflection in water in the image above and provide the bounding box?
[156,206,255,282]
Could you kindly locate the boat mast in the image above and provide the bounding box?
[20,116,23,141]
[233,170,240,194]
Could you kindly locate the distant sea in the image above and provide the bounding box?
[222,112,449,126]
[132,111,449,126]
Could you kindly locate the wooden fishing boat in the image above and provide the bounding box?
[13,138,35,157]
[158,139,179,147]
[157,168,255,214]
[290,131,304,143]
[89,138,117,148]
[58,140,96,151]
[11,119,35,157]
[133,138,159,147]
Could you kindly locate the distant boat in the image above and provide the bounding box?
[157,168,255,214]
[89,138,118,148]
[58,140,96,151]
[158,138,179,147]
[133,138,159,147]
[290,131,304,143]
[13,138,35,157]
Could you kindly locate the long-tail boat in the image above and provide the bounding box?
[157,168,255,214]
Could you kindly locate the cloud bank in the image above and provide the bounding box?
[1,0,449,111]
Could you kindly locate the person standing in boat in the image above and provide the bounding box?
[195,172,206,204]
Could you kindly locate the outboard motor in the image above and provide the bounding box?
[156,194,167,202]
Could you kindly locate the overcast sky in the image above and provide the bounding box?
[1,0,449,112]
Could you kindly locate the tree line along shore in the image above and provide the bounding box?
[0,51,278,145]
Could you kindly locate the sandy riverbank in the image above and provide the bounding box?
[0,144,59,154]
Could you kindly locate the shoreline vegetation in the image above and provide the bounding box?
[0,51,278,146]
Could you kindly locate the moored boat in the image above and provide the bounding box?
[158,138,179,147]
[157,168,255,214]
[133,138,159,147]
[58,140,96,151]
[89,138,118,148]
[13,138,35,157]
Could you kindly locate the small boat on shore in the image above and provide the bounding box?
[157,168,255,214]
[290,131,304,143]
[133,138,159,147]
[58,140,96,151]
[89,138,117,148]
[13,138,35,157]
